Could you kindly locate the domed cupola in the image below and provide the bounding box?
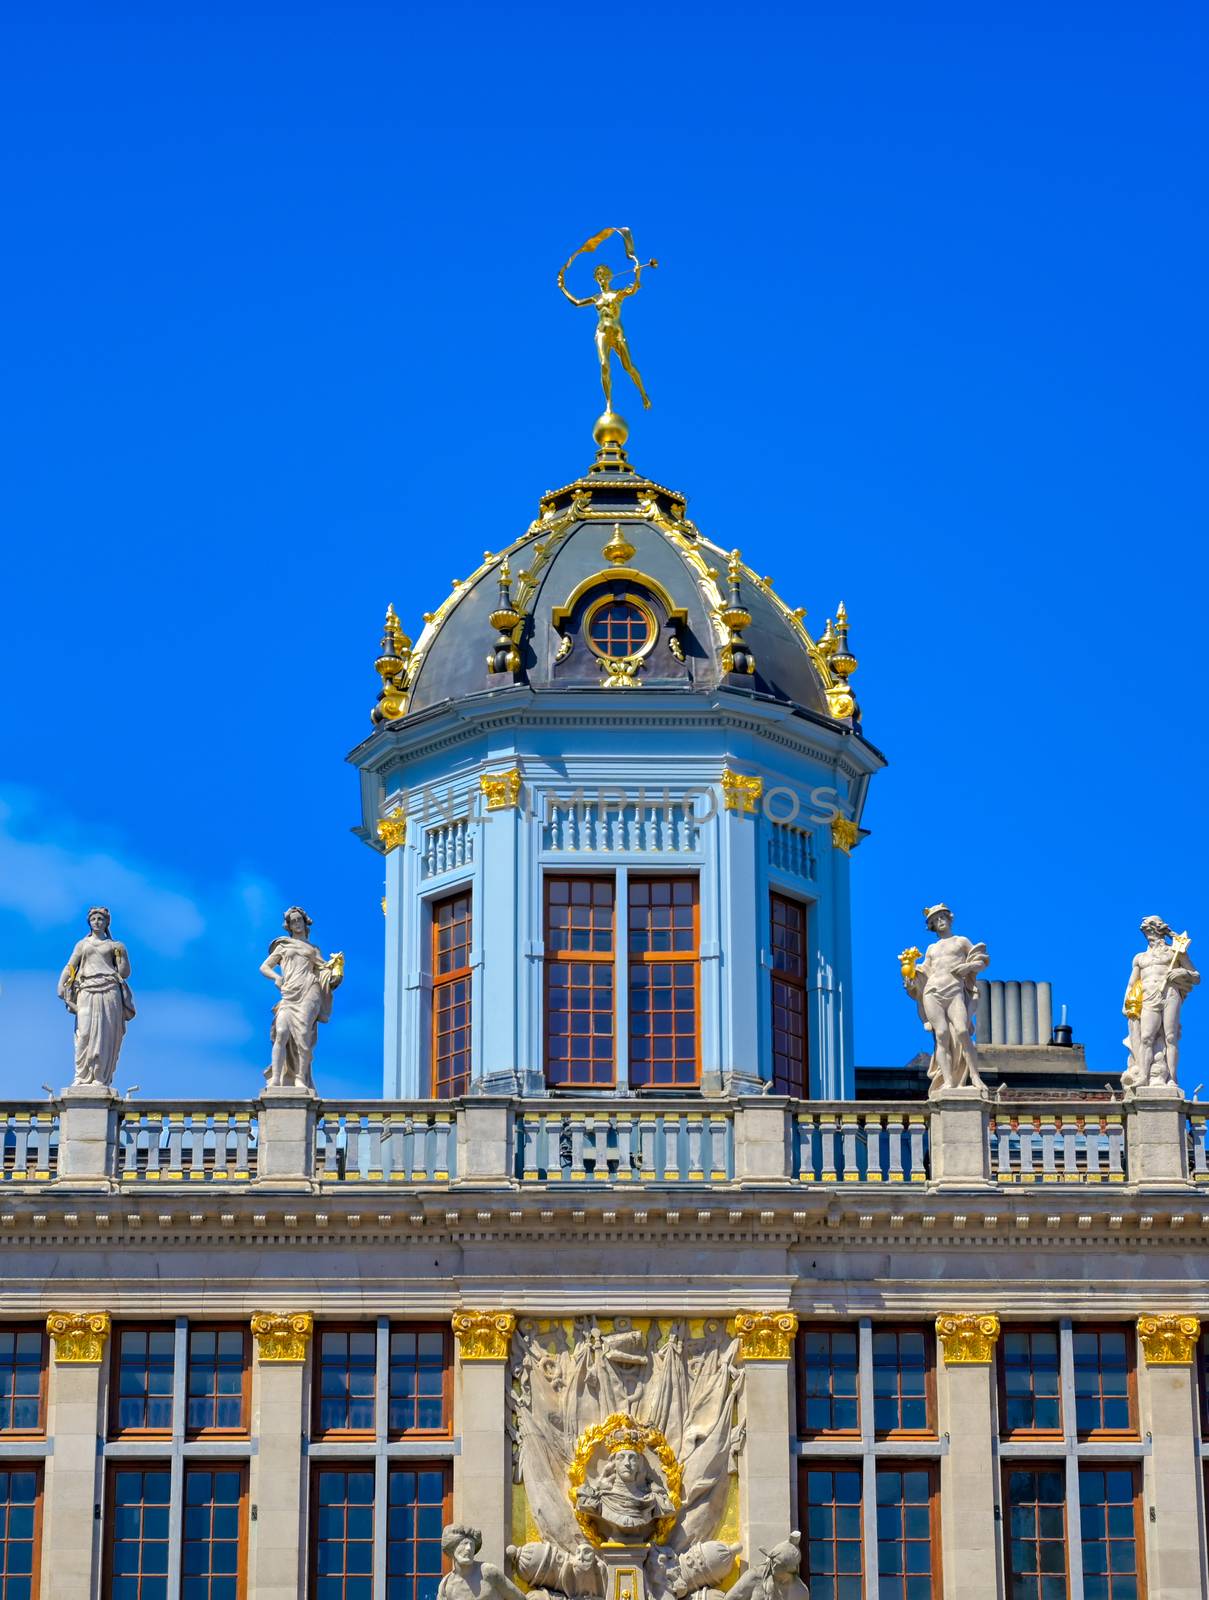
[349,250,883,1107]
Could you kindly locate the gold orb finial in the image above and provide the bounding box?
[593,411,629,448]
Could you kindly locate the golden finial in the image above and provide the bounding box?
[603,524,636,565]
[719,550,755,677]
[822,600,859,723]
[487,560,523,678]
[373,604,412,725]
[557,226,657,449]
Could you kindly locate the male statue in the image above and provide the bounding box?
[439,1527,527,1600]
[1121,916,1199,1089]
[901,904,989,1094]
[57,907,136,1089]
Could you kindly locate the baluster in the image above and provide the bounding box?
[637,1114,657,1181]
[819,1111,840,1183]
[1190,1117,1207,1180]
[659,1115,677,1182]
[840,1114,861,1181]
[883,1115,903,1183]
[908,1113,928,1182]
[1105,1114,1125,1181]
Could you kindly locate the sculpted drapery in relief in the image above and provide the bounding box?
[509,1318,743,1600]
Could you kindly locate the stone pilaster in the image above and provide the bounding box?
[1137,1314,1206,1600]
[935,1313,1000,1600]
[41,1312,110,1600]
[452,1310,516,1562]
[731,1311,797,1558]
[248,1312,313,1600]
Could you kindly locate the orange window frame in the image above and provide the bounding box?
[430,888,473,1099]
[1001,1463,1070,1600]
[182,1461,249,1600]
[627,875,700,1090]
[543,876,617,1089]
[1071,1324,1138,1440]
[0,1463,43,1598]
[387,1323,453,1439]
[109,1324,175,1438]
[312,1324,378,1440]
[770,892,809,1097]
[185,1324,251,1439]
[870,1323,937,1439]
[0,1326,47,1437]
[998,1324,1063,1439]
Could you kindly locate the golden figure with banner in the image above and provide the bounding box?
[559,228,657,421]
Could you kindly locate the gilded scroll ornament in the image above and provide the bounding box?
[935,1313,1001,1364]
[1137,1313,1200,1365]
[730,1310,798,1361]
[46,1310,110,1364]
[831,817,859,854]
[480,771,523,812]
[720,770,763,815]
[377,808,408,852]
[452,1309,516,1360]
[250,1311,314,1362]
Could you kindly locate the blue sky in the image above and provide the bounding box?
[1,1,1206,1099]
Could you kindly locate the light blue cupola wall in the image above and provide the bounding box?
[348,432,884,1101]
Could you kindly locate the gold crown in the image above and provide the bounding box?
[604,1419,646,1454]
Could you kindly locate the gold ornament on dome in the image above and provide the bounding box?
[1137,1313,1200,1365]
[603,524,636,565]
[377,808,408,852]
[831,816,859,854]
[935,1313,1001,1365]
[452,1309,516,1360]
[568,1411,682,1547]
[480,770,523,812]
[250,1311,314,1363]
[720,770,763,815]
[46,1311,110,1364]
[730,1310,798,1360]
[557,227,657,442]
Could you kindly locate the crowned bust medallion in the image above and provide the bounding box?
[569,1413,681,1547]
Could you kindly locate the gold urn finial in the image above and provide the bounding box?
[487,560,523,678]
[373,604,412,725]
[603,523,636,565]
[718,550,755,677]
[822,600,859,724]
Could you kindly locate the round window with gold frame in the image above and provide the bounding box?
[583,593,657,661]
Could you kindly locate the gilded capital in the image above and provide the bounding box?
[936,1313,1001,1364]
[480,770,523,812]
[730,1310,798,1361]
[46,1311,110,1364]
[377,808,408,852]
[452,1309,516,1360]
[1138,1313,1200,1365]
[720,770,762,815]
[831,816,859,854]
[251,1311,314,1363]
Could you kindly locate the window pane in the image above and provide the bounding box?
[389,1328,450,1435]
[1079,1467,1140,1600]
[1005,1467,1069,1600]
[800,1463,863,1597]
[872,1329,933,1435]
[544,879,615,1089]
[875,1469,935,1596]
[316,1330,377,1435]
[1001,1330,1062,1435]
[798,1328,860,1436]
[0,1331,43,1435]
[431,891,472,1098]
[770,894,808,1095]
[0,1467,40,1594]
[114,1329,175,1434]
[1072,1330,1135,1435]
[107,1468,171,1598]
[387,1465,449,1600]
[186,1328,247,1435]
[312,1468,376,1597]
[629,879,698,1089]
[181,1466,244,1598]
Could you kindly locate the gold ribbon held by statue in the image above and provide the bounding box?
[558,227,658,420]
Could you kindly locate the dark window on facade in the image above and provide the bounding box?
[1004,1466,1068,1600]
[1078,1467,1144,1600]
[874,1466,938,1600]
[389,1328,451,1437]
[0,1331,44,1435]
[872,1327,933,1436]
[386,1465,450,1600]
[310,1467,374,1599]
[770,893,809,1096]
[0,1467,40,1600]
[1072,1329,1135,1436]
[431,890,472,1099]
[1000,1328,1062,1435]
[628,877,699,1089]
[182,1464,246,1600]
[544,878,616,1089]
[106,1465,171,1599]
[187,1328,249,1436]
[797,1327,860,1436]
[586,598,652,659]
[112,1328,175,1435]
[800,1464,863,1600]
[315,1329,377,1436]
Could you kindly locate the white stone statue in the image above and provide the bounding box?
[508,1540,606,1600]
[1121,916,1199,1089]
[439,1528,528,1600]
[901,904,989,1095]
[647,1541,740,1600]
[575,1440,675,1544]
[56,907,136,1089]
[728,1534,808,1600]
[259,906,344,1093]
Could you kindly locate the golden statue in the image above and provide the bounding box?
[558,227,657,418]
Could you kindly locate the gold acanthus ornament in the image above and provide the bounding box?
[568,1411,683,1547]
[935,1313,1001,1365]
[1137,1313,1200,1365]
[377,807,408,852]
[451,1309,516,1361]
[251,1312,314,1363]
[480,770,523,812]
[46,1311,110,1364]
[831,816,859,854]
[730,1310,798,1360]
[720,770,763,815]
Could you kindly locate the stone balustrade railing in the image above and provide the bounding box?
[1,1086,1200,1191]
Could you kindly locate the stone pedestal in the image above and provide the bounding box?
[1128,1085,1189,1185]
[734,1097,792,1183]
[40,1352,105,1599]
[598,1545,649,1600]
[1141,1355,1206,1599]
[248,1348,308,1600]
[937,1357,999,1600]
[256,1088,317,1185]
[456,1098,514,1185]
[56,1085,120,1185]
[929,1086,991,1186]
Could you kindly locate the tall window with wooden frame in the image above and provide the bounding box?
[182,1463,247,1600]
[0,1465,41,1600]
[799,1462,863,1600]
[1078,1466,1145,1600]
[1002,1465,1069,1600]
[544,877,616,1089]
[314,1327,377,1438]
[628,876,699,1089]
[104,1464,172,1598]
[430,890,472,1099]
[797,1325,860,1438]
[770,892,809,1096]
[999,1326,1063,1437]
[874,1465,940,1600]
[110,1326,175,1437]
[0,1329,45,1437]
[388,1326,452,1438]
[309,1465,374,1600]
[186,1326,250,1438]
[871,1326,935,1438]
[385,1464,451,1600]
[1071,1327,1135,1439]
